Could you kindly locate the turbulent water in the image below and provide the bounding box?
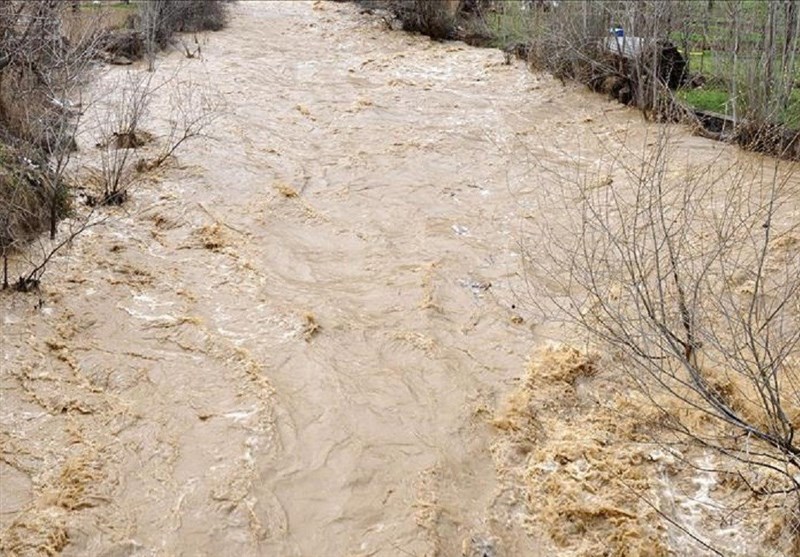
[1,2,789,556]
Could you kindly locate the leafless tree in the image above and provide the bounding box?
[1,2,220,292]
[453,0,800,153]
[14,205,105,294]
[139,0,167,72]
[525,127,800,543]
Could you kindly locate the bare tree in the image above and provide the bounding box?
[525,127,800,543]
[91,66,219,201]
[0,2,220,292]
[139,0,168,72]
[14,206,105,294]
[31,5,107,239]
[2,1,108,205]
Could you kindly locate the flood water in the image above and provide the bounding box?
[0,2,779,556]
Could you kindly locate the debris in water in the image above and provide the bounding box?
[459,279,491,296]
[419,262,441,311]
[52,453,105,510]
[295,104,314,119]
[195,222,226,251]
[391,330,436,353]
[0,509,69,556]
[96,129,154,150]
[586,175,614,191]
[275,182,299,198]
[302,312,320,340]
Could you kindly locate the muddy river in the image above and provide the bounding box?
[0,2,785,556]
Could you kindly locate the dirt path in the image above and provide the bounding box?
[0,2,755,556]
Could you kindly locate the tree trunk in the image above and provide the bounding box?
[762,0,778,120]
[782,0,798,111]
[729,1,740,123]
[50,199,57,240]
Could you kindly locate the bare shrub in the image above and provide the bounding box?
[376,0,458,40]
[13,206,104,294]
[141,76,218,171]
[521,1,686,115]
[170,0,229,33]
[483,1,799,153]
[93,70,157,205]
[90,66,219,202]
[0,2,104,139]
[0,2,220,292]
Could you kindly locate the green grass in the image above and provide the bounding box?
[677,88,730,114]
[684,50,725,76]
[779,90,800,129]
[678,87,800,130]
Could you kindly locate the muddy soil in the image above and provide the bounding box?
[1,2,792,556]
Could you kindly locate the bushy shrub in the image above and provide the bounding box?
[352,0,457,40]
[171,0,229,33]
[389,0,457,40]
[141,0,229,50]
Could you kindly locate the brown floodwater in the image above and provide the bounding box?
[1,2,791,556]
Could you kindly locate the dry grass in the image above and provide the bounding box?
[391,330,436,353]
[294,105,314,120]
